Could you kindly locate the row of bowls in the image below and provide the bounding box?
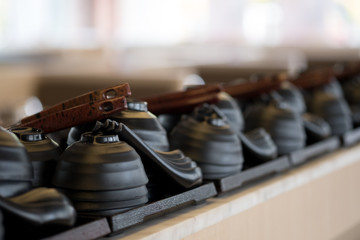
[0,69,358,225]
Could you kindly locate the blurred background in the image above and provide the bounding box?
[0,0,359,125]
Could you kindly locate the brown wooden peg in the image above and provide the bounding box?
[21,83,131,124]
[290,68,335,89]
[142,84,222,115]
[223,73,287,99]
[19,97,128,133]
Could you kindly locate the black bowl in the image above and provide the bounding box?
[53,133,148,191]
[170,104,243,179]
[216,92,245,133]
[53,132,149,214]
[11,127,61,187]
[110,100,169,151]
[158,114,182,134]
[308,91,352,135]
[216,92,277,161]
[245,100,306,155]
[277,82,306,114]
[0,127,32,197]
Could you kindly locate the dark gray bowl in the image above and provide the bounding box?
[216,92,245,133]
[277,82,306,114]
[0,127,33,197]
[170,104,243,179]
[308,91,352,135]
[110,100,169,151]
[245,101,306,155]
[11,127,61,187]
[216,92,277,162]
[53,133,148,191]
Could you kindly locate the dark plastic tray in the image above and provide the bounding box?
[341,127,360,147]
[43,218,110,240]
[289,136,340,166]
[107,182,217,234]
[213,156,290,194]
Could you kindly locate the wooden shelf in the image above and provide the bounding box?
[105,144,360,240]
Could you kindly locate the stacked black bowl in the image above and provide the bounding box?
[306,80,352,135]
[66,100,201,201]
[110,100,200,200]
[216,92,277,164]
[0,127,33,197]
[110,99,169,151]
[245,98,306,155]
[53,132,149,216]
[170,104,243,179]
[215,92,245,133]
[10,127,61,187]
[277,82,331,143]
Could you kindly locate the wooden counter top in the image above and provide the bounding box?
[106,144,360,240]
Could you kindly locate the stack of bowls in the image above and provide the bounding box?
[170,104,243,179]
[245,100,306,155]
[0,127,33,197]
[66,100,180,201]
[111,100,169,151]
[216,92,277,163]
[215,92,245,133]
[53,132,149,216]
[277,82,306,114]
[307,80,352,135]
[277,83,330,142]
[11,127,61,187]
[110,100,174,200]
